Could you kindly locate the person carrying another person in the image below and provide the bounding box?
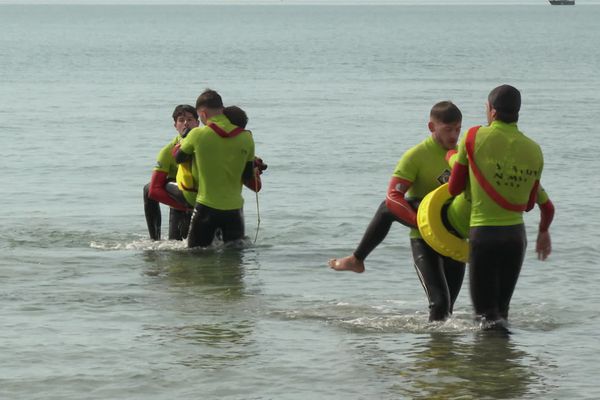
[328,101,465,322]
[448,84,554,330]
[175,105,265,210]
[143,104,199,241]
[174,89,263,248]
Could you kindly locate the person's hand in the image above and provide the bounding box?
[536,230,551,261]
[254,157,268,174]
[171,143,181,158]
[445,149,457,162]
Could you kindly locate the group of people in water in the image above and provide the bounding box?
[143,89,266,248]
[329,84,554,331]
[143,84,554,331]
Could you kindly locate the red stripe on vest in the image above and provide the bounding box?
[465,125,527,212]
[208,123,244,138]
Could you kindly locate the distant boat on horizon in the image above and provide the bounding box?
[549,0,575,5]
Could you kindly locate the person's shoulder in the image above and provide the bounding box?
[407,136,433,155]
[158,135,179,153]
[396,138,425,166]
[519,130,542,150]
[185,126,211,140]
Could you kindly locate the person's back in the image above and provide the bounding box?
[185,114,254,210]
[448,84,547,331]
[466,121,543,227]
[175,90,257,248]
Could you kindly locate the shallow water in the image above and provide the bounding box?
[1,3,600,399]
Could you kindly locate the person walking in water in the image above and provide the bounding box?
[174,89,261,248]
[448,84,552,330]
[329,101,465,322]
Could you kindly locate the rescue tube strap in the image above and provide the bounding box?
[208,123,244,138]
[465,126,527,212]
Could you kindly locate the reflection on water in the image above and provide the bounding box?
[395,332,543,399]
[143,320,257,370]
[142,247,246,298]
[140,247,259,371]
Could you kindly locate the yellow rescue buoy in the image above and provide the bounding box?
[417,183,469,263]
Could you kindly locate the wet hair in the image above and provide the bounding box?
[430,101,462,124]
[196,88,224,110]
[223,105,248,128]
[488,84,521,123]
[172,104,198,122]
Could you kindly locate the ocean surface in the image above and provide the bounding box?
[1,3,599,399]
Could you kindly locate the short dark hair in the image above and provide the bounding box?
[430,101,462,124]
[172,104,198,122]
[196,89,223,110]
[223,105,248,128]
[488,84,520,123]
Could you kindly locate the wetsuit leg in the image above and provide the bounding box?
[219,208,245,243]
[443,256,466,315]
[354,201,399,260]
[187,204,219,248]
[411,238,465,321]
[168,208,192,241]
[143,183,161,241]
[469,225,526,325]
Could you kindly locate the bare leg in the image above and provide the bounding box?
[328,201,397,273]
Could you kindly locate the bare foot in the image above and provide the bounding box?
[328,255,365,273]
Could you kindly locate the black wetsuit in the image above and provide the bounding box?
[143,183,191,241]
[354,200,465,322]
[187,204,244,248]
[469,224,526,327]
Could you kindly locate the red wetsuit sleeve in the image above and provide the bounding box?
[448,162,468,196]
[538,199,555,232]
[526,180,540,212]
[243,170,262,193]
[148,171,188,211]
[385,176,417,228]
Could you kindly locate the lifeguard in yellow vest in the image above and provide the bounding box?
[448,84,553,331]
[174,90,266,248]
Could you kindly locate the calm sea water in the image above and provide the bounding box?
[1,3,600,399]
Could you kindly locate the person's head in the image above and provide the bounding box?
[195,89,224,125]
[223,105,248,128]
[428,101,462,150]
[172,104,199,135]
[486,84,520,124]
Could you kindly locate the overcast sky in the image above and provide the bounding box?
[0,0,598,5]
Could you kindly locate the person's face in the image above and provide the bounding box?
[174,111,199,135]
[429,119,462,150]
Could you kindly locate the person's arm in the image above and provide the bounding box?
[148,170,188,211]
[242,158,267,192]
[385,176,417,228]
[448,135,468,196]
[448,162,468,196]
[173,143,192,164]
[536,198,554,261]
[526,180,540,212]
